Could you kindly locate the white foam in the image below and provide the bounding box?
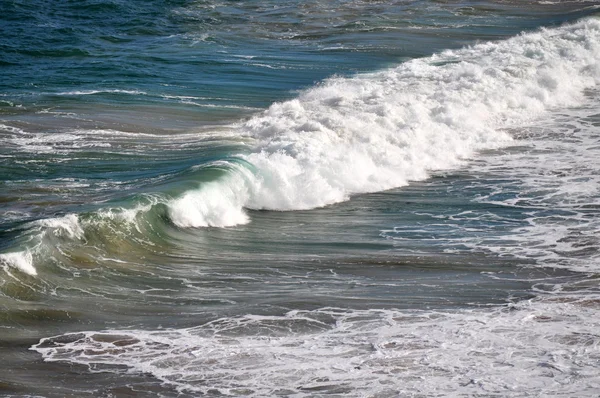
[35,214,84,240]
[379,93,600,273]
[468,102,600,273]
[96,204,152,225]
[0,123,27,135]
[70,128,160,138]
[5,125,225,155]
[31,298,600,396]
[56,89,147,96]
[168,17,600,228]
[161,95,261,110]
[0,251,36,276]
[169,171,251,228]
[6,129,87,154]
[4,126,184,154]
[0,210,32,222]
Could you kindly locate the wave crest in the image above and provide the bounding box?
[167,18,600,228]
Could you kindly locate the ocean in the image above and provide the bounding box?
[1,0,600,396]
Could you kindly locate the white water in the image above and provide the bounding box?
[1,126,201,155]
[168,17,600,228]
[0,251,36,276]
[380,99,600,274]
[32,297,600,397]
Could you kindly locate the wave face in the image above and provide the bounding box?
[168,17,600,227]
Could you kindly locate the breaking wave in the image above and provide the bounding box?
[168,17,600,227]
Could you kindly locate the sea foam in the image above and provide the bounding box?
[168,18,600,228]
[35,214,84,240]
[0,251,36,276]
[31,298,600,396]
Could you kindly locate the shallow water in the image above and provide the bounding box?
[2,0,600,396]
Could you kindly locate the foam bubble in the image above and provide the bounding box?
[6,129,91,154]
[0,123,27,135]
[467,103,600,273]
[55,89,147,96]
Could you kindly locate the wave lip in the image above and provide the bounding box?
[169,180,250,228]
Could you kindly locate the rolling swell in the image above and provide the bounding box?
[2,16,600,278]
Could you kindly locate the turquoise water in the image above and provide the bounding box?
[2,1,600,396]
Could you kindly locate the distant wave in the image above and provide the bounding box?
[55,89,147,96]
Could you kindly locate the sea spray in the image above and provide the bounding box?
[0,251,36,276]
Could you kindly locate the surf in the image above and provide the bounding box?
[168,17,600,227]
[2,16,600,277]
